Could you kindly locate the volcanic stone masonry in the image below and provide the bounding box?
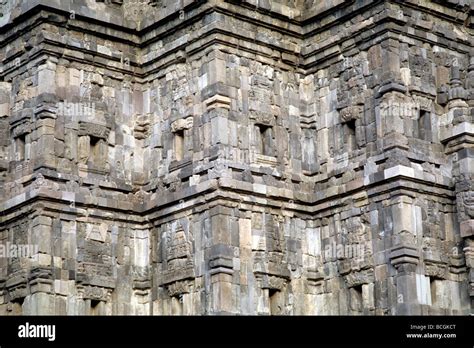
[0,0,472,315]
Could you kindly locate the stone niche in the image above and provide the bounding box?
[253,219,291,315]
[10,118,32,164]
[77,121,110,174]
[154,220,198,315]
[156,221,196,314]
[170,116,193,164]
[76,221,115,295]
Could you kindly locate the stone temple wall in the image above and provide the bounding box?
[0,0,472,315]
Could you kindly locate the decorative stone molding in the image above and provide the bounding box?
[306,267,324,282]
[166,279,192,297]
[343,268,374,288]
[209,255,233,275]
[133,274,151,296]
[83,285,112,302]
[424,261,447,280]
[340,105,362,123]
[204,95,231,111]
[250,111,275,127]
[254,273,288,291]
[390,244,420,267]
[134,114,151,139]
[448,65,467,102]
[412,94,433,111]
[11,120,32,138]
[254,254,291,284]
[449,253,466,274]
[170,116,193,133]
[78,121,109,140]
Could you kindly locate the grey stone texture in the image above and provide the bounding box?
[0,0,473,315]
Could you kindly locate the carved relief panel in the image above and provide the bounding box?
[157,220,195,296]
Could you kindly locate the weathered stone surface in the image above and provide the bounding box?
[0,0,472,316]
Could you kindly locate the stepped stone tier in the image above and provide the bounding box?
[0,0,473,315]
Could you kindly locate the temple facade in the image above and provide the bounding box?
[0,0,473,315]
